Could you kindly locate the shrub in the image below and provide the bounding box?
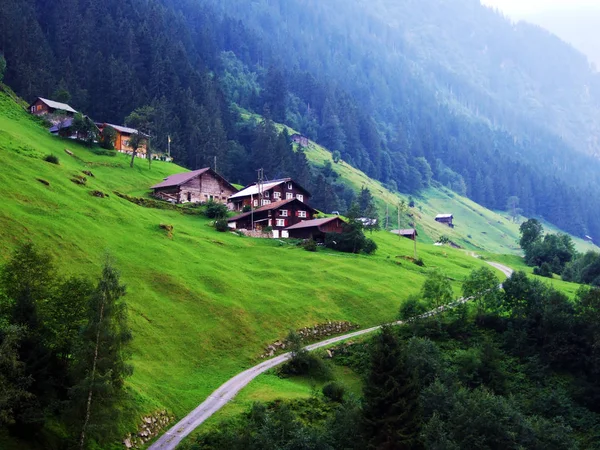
[204,200,228,219]
[363,238,377,255]
[533,262,553,278]
[279,330,332,379]
[44,154,60,165]
[303,238,318,252]
[399,295,428,321]
[242,205,252,213]
[215,218,229,232]
[322,382,345,402]
[92,148,117,157]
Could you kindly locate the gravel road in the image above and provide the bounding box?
[148,261,513,449]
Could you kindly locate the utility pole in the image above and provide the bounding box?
[385,203,389,231]
[167,135,171,158]
[413,213,418,260]
[397,203,401,241]
[214,156,217,174]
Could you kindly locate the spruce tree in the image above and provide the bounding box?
[362,325,422,449]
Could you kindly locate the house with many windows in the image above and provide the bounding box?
[228,178,311,211]
[227,198,316,238]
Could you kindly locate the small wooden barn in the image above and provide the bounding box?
[435,214,454,228]
[291,134,309,147]
[391,229,418,241]
[29,97,77,116]
[96,123,147,155]
[285,217,346,240]
[151,168,238,204]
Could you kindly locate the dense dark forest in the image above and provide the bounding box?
[2,0,600,236]
[192,270,600,449]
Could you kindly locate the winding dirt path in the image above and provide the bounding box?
[148,261,513,449]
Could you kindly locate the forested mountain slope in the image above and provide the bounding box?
[2,0,600,243]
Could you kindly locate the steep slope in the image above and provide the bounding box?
[0,90,496,446]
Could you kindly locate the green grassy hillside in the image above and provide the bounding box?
[0,90,498,445]
[239,110,597,256]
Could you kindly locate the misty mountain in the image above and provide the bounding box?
[518,7,600,70]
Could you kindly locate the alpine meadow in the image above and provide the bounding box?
[2,0,600,449]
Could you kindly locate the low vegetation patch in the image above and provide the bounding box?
[159,223,174,239]
[44,153,59,164]
[83,170,95,177]
[71,174,87,185]
[114,191,179,211]
[90,190,108,198]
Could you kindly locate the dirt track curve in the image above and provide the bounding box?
[149,261,513,449]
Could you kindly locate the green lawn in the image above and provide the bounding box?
[0,91,498,443]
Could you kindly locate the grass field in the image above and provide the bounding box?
[0,90,504,445]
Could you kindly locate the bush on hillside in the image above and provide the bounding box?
[204,200,228,219]
[242,205,252,213]
[302,238,318,252]
[533,262,553,278]
[324,220,377,255]
[279,330,332,379]
[214,218,228,232]
[322,382,345,402]
[363,238,377,255]
[44,154,60,165]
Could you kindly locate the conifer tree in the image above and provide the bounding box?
[362,325,422,449]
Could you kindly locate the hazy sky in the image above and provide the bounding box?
[481,0,599,16]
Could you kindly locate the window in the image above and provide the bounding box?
[280,210,288,217]
[276,219,286,227]
[261,199,271,206]
[274,192,281,199]
[296,194,304,202]
[253,199,258,207]
[287,182,293,190]
[286,192,294,200]
[187,192,192,202]
[298,211,307,218]
[264,191,270,198]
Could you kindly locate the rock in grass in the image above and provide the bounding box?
[159,223,174,239]
[36,178,50,186]
[90,190,107,198]
[64,148,74,156]
[83,170,95,177]
[70,175,87,186]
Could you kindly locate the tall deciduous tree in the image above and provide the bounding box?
[126,106,155,168]
[72,260,132,450]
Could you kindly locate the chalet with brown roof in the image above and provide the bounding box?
[391,229,418,241]
[151,168,238,204]
[228,178,311,211]
[435,214,454,228]
[96,123,147,155]
[227,198,316,238]
[29,97,77,116]
[285,217,346,240]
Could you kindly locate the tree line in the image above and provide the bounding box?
[191,267,600,449]
[0,243,132,449]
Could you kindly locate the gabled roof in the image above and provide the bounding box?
[31,97,77,114]
[229,178,311,200]
[391,229,418,236]
[435,214,453,219]
[228,198,315,222]
[49,118,74,133]
[151,168,238,192]
[285,217,343,230]
[100,123,139,135]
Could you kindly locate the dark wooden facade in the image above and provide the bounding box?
[151,168,237,204]
[286,217,346,240]
[227,198,316,238]
[229,178,311,211]
[392,229,418,241]
[435,214,454,228]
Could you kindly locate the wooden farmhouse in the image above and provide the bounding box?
[228,178,311,211]
[29,97,77,116]
[435,214,454,228]
[391,228,418,240]
[151,168,238,204]
[227,198,316,238]
[96,123,147,155]
[286,217,346,240]
[291,134,310,147]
